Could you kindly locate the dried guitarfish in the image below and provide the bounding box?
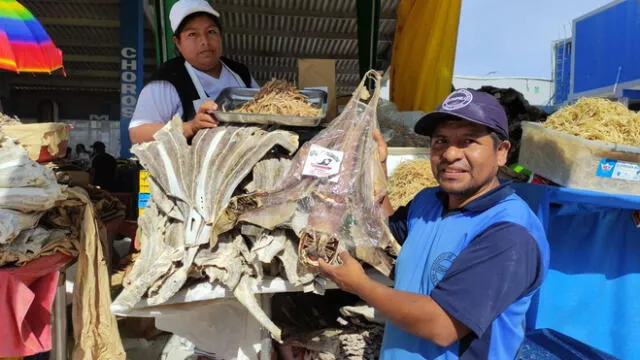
[112,116,299,317]
[233,71,400,277]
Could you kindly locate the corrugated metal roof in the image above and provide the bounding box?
[7,0,398,96]
[22,1,119,20]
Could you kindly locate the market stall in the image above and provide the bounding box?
[111,71,402,359]
[510,98,640,359]
[0,119,126,360]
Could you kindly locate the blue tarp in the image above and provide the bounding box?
[512,184,640,360]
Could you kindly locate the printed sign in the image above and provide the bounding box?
[595,159,640,182]
[302,144,344,182]
[120,0,144,158]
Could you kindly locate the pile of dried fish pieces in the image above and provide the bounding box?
[112,116,301,340]
[226,90,401,277]
[0,132,74,266]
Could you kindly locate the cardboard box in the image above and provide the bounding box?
[298,59,337,121]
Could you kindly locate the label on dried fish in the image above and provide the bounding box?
[595,159,640,182]
[302,144,344,182]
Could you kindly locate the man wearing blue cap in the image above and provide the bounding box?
[318,89,550,359]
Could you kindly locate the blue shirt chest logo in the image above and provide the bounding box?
[430,251,457,286]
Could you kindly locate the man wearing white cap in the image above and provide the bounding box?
[129,0,258,144]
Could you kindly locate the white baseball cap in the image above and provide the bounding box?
[169,0,221,33]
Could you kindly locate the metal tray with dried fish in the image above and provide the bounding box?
[213,86,328,127]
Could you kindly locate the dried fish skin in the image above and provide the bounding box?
[0,209,42,244]
[245,158,293,193]
[0,135,66,212]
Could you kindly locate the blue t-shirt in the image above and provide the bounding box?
[382,183,550,360]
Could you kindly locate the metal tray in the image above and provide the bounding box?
[212,87,328,127]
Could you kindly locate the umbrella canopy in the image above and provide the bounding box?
[0,0,63,73]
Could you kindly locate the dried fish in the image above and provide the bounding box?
[0,209,42,244]
[236,71,400,277]
[0,136,66,212]
[112,116,299,342]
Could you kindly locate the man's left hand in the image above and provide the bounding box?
[317,252,369,295]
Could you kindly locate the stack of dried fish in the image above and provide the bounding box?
[1,127,125,359]
[112,116,301,341]
[114,72,400,343]
[0,131,74,266]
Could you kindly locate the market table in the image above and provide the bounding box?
[0,253,74,359]
[513,183,640,360]
[111,271,392,360]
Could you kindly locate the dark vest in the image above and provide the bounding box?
[150,56,252,122]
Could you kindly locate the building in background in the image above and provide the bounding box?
[552,0,640,107]
[453,76,553,106]
[552,38,572,105]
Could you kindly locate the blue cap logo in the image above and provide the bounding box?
[442,89,473,111]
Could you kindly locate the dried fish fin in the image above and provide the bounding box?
[111,246,183,313]
[233,275,283,342]
[146,246,199,305]
[150,178,185,221]
[132,117,191,205]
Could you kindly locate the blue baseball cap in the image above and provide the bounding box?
[414,89,509,139]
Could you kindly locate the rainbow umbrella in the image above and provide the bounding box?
[0,0,62,73]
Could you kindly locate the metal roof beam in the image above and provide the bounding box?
[216,4,396,20]
[229,49,360,60]
[26,0,119,4]
[9,76,357,90]
[59,70,154,80]
[225,27,393,42]
[8,77,119,89]
[248,65,359,75]
[39,18,119,28]
[3,67,350,81]
[56,39,154,50]
[64,55,156,66]
[65,70,119,78]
